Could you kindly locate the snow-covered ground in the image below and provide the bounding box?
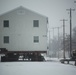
[0,55,76,75]
[0,61,76,75]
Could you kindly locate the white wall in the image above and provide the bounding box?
[0,7,47,51]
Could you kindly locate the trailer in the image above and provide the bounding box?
[0,48,47,62]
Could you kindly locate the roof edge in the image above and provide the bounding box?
[0,6,48,18]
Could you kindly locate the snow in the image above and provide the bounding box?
[44,57,60,62]
[0,55,76,75]
[0,61,76,75]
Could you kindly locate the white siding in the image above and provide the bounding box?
[0,7,47,51]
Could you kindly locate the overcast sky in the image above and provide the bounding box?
[0,0,76,37]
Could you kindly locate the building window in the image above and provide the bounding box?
[3,20,9,27]
[33,20,39,27]
[4,36,9,43]
[34,36,39,43]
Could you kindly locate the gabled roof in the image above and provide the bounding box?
[0,6,48,18]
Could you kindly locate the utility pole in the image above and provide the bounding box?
[51,26,62,58]
[66,8,75,58]
[50,27,58,57]
[48,30,51,56]
[60,19,67,59]
[53,28,55,39]
[56,27,60,41]
[54,27,60,58]
[50,28,55,39]
[49,30,51,50]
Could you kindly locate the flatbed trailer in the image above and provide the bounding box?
[0,48,47,62]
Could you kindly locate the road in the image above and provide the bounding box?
[0,61,76,75]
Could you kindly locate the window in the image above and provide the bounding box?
[4,36,9,43]
[34,36,39,43]
[4,20,9,27]
[33,20,39,27]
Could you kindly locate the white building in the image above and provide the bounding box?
[0,6,48,52]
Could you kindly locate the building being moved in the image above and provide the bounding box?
[0,6,48,61]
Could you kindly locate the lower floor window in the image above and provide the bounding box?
[4,36,9,43]
[34,36,39,43]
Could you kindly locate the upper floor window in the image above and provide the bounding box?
[3,20,9,27]
[33,20,39,27]
[4,36,9,44]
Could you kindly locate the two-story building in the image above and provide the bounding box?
[0,6,48,53]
